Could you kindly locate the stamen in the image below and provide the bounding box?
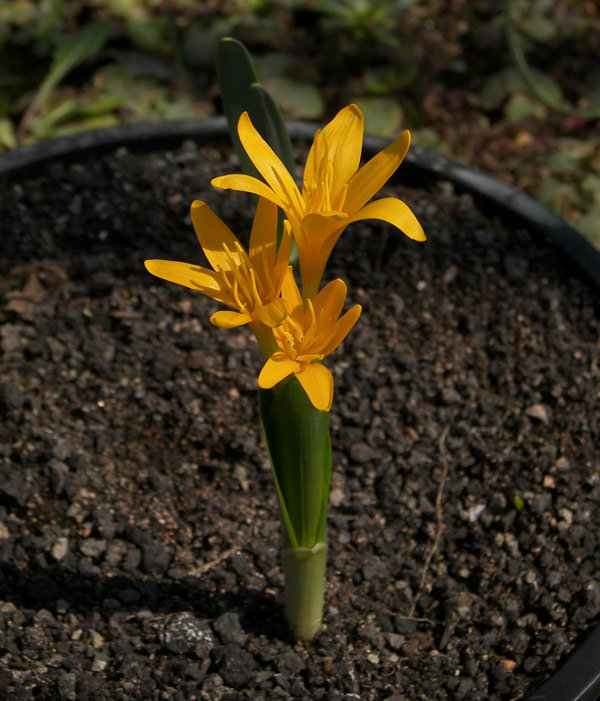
[232,280,246,311]
[249,268,262,306]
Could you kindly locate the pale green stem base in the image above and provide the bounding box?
[283,542,328,641]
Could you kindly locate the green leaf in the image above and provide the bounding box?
[259,379,332,549]
[537,177,577,213]
[581,175,600,205]
[216,37,262,180]
[264,75,325,120]
[513,495,525,512]
[125,15,167,53]
[578,208,600,247]
[354,96,403,137]
[479,68,524,111]
[522,16,556,42]
[36,21,111,108]
[505,92,546,122]
[247,82,296,177]
[0,118,17,150]
[0,0,36,26]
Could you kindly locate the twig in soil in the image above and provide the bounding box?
[408,425,450,618]
[188,547,238,576]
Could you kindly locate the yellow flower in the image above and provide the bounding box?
[212,104,426,298]
[144,197,291,330]
[258,268,361,412]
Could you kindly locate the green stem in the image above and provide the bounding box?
[283,542,328,641]
[250,321,280,360]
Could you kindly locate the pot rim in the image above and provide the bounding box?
[1,116,598,291]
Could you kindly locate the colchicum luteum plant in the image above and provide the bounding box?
[145,39,425,641]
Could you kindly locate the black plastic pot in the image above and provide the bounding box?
[1,119,599,699]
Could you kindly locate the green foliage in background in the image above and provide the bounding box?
[0,0,598,247]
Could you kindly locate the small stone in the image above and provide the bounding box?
[158,612,215,655]
[384,632,405,650]
[350,442,381,463]
[441,387,462,404]
[500,658,517,674]
[213,612,248,646]
[142,541,170,575]
[57,672,77,701]
[48,460,69,496]
[0,475,30,507]
[80,539,107,559]
[276,651,304,675]
[525,403,549,423]
[91,655,108,672]
[90,631,104,648]
[0,521,10,539]
[0,381,26,411]
[52,537,69,561]
[212,644,256,690]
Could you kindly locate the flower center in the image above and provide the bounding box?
[302,132,348,215]
[275,298,323,364]
[219,241,264,313]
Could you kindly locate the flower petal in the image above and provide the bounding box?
[237,112,304,215]
[249,197,279,269]
[318,304,362,356]
[253,299,288,327]
[295,213,347,298]
[281,267,303,310]
[346,197,426,242]
[312,278,347,324]
[144,259,233,305]
[274,220,293,282]
[345,130,411,212]
[210,310,253,328]
[304,104,364,203]
[296,362,334,412]
[190,201,248,272]
[258,353,300,388]
[302,211,347,240]
[211,173,284,208]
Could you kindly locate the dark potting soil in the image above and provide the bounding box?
[0,137,599,701]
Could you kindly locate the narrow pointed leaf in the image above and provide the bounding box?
[216,37,261,179]
[259,379,332,549]
[248,82,297,179]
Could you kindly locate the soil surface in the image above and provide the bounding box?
[0,138,599,700]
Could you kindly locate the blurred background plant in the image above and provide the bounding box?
[0,0,598,246]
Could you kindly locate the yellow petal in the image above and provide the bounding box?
[304,104,364,203]
[211,173,284,208]
[258,353,300,388]
[144,259,233,306]
[274,220,293,282]
[249,197,279,271]
[237,112,304,215]
[190,201,248,272]
[210,310,252,328]
[318,304,362,356]
[296,362,334,412]
[281,267,303,310]
[253,299,288,327]
[313,278,347,324]
[345,130,411,212]
[302,211,347,240]
[346,197,426,242]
